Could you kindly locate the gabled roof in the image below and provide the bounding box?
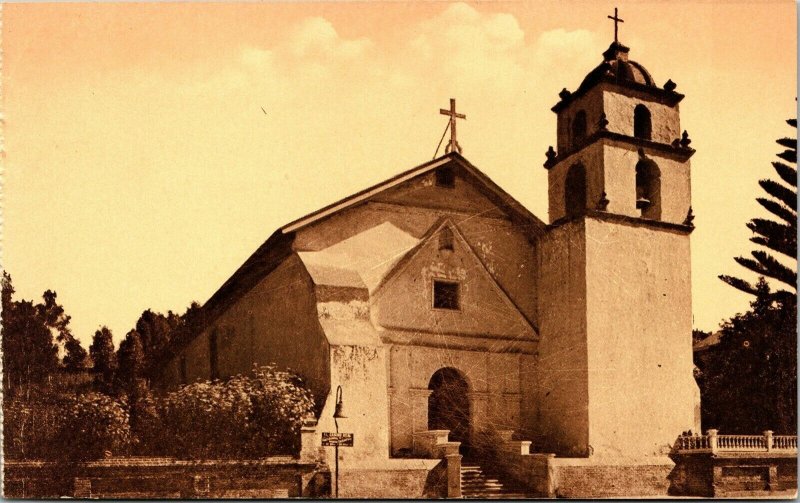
[157,152,545,368]
[281,151,546,236]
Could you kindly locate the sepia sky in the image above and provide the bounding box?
[3,1,796,346]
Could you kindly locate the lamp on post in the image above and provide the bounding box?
[333,385,346,498]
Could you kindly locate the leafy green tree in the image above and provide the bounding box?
[134,309,181,368]
[89,327,117,394]
[1,272,59,396]
[116,329,146,394]
[698,279,796,433]
[141,302,204,380]
[38,290,72,344]
[62,337,89,371]
[719,118,797,303]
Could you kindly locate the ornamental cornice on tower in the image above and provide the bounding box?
[552,42,684,113]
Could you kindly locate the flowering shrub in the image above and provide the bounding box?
[154,365,314,458]
[3,365,314,461]
[60,392,132,460]
[4,392,131,460]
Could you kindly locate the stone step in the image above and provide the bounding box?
[466,494,529,499]
[462,480,503,487]
[463,485,505,492]
[460,461,532,500]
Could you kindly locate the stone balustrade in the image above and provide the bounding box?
[674,430,798,454]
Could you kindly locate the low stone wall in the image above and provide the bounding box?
[492,450,555,497]
[336,459,446,498]
[476,429,675,498]
[4,457,327,499]
[550,458,673,498]
[669,452,797,497]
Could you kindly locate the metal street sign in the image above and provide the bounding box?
[322,432,354,447]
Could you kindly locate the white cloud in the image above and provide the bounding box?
[287,17,373,62]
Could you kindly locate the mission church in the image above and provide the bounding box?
[155,14,701,483]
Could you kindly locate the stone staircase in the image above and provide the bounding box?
[461,463,530,499]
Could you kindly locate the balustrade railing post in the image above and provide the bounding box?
[764,430,773,451]
[707,429,718,453]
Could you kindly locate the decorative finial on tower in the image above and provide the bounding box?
[439,98,466,154]
[607,7,624,44]
[544,146,558,169]
[680,130,692,148]
[684,207,695,228]
[597,112,609,131]
[597,191,610,211]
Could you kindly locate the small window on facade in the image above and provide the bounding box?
[209,330,219,380]
[433,280,460,310]
[634,105,652,140]
[572,110,587,147]
[436,167,455,188]
[179,355,187,384]
[439,227,454,251]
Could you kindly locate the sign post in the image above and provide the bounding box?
[326,385,351,498]
[323,431,354,498]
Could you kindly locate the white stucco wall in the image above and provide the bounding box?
[584,217,699,459]
[534,219,590,456]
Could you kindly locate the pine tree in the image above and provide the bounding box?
[719,118,797,302]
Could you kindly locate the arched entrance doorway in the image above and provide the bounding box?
[428,368,471,454]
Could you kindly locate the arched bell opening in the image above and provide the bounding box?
[635,158,661,220]
[564,163,588,218]
[571,110,587,148]
[634,104,652,141]
[428,367,471,455]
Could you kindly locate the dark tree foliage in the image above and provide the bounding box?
[139,301,204,380]
[62,337,89,371]
[116,330,146,393]
[692,328,711,345]
[2,272,60,396]
[704,117,798,435]
[115,303,203,394]
[38,290,72,343]
[697,279,796,434]
[89,326,117,394]
[134,309,181,368]
[719,118,797,302]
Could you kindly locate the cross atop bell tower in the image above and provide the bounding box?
[440,98,466,154]
[607,7,624,44]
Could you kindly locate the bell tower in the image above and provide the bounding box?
[534,23,701,459]
[544,40,695,225]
